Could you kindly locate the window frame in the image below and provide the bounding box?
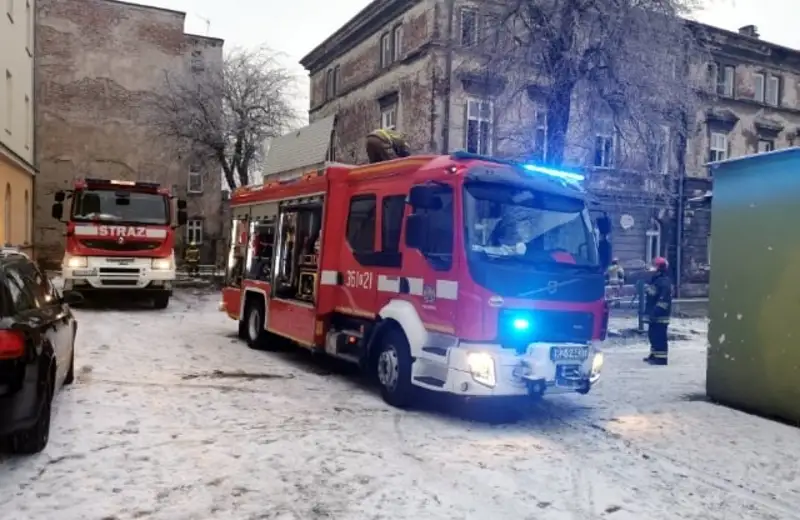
[465,97,493,154]
[409,184,454,271]
[188,168,203,193]
[709,131,728,162]
[753,73,765,103]
[460,7,479,47]
[757,139,774,153]
[186,219,204,245]
[392,25,403,62]
[380,103,398,130]
[380,33,392,68]
[766,75,780,106]
[381,194,406,254]
[346,194,377,256]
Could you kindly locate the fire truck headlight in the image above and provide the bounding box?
[467,352,496,388]
[64,255,88,269]
[152,257,173,270]
[591,352,604,375]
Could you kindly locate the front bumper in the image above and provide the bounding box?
[411,338,604,398]
[62,256,175,292]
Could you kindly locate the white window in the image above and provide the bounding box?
[645,220,662,264]
[380,104,397,130]
[766,76,780,106]
[460,8,479,47]
[709,132,727,162]
[186,220,203,244]
[757,140,774,153]
[380,33,391,68]
[753,73,765,103]
[594,117,615,168]
[465,98,492,154]
[392,26,403,62]
[6,0,13,22]
[190,50,204,73]
[188,167,203,193]
[24,95,29,149]
[532,108,547,161]
[4,70,12,134]
[721,66,735,97]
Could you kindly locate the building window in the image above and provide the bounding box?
[708,63,734,97]
[594,116,615,168]
[392,25,403,62]
[709,131,728,162]
[460,8,479,47]
[532,108,547,162]
[190,50,204,73]
[6,0,13,22]
[380,33,392,68]
[465,98,492,154]
[188,167,203,193]
[346,195,376,254]
[332,66,340,96]
[380,103,398,130]
[757,139,774,153]
[4,70,12,134]
[645,220,662,264]
[24,95,29,149]
[186,220,203,244]
[766,75,780,106]
[4,183,11,245]
[754,73,765,103]
[23,190,28,244]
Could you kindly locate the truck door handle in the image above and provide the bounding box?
[399,277,410,294]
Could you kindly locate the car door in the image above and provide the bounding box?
[26,265,73,370]
[4,264,65,386]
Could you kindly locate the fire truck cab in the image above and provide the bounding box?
[221,152,611,407]
[52,178,188,308]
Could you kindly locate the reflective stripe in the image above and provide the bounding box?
[74,225,99,236]
[649,351,668,358]
[320,270,338,285]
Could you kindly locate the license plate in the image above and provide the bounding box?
[73,269,97,277]
[550,346,589,362]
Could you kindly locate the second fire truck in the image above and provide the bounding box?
[52,178,188,308]
[220,152,610,407]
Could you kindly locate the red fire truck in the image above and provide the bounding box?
[220,152,611,407]
[51,178,188,308]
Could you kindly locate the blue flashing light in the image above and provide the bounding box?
[512,317,531,331]
[522,164,585,182]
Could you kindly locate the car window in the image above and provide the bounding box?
[24,264,58,306]
[5,267,36,312]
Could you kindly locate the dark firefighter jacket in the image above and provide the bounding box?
[644,271,672,324]
[368,128,409,156]
[185,247,200,263]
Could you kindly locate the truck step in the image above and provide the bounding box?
[413,376,445,388]
[421,346,447,357]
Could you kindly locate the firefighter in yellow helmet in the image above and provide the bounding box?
[185,241,200,277]
[366,128,411,163]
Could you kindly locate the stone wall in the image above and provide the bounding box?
[35,0,224,265]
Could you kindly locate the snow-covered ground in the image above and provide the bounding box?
[1,291,799,520]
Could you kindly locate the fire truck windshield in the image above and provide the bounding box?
[71,189,169,225]
[463,181,598,270]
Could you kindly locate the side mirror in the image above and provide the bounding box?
[62,291,84,306]
[408,185,443,210]
[51,203,63,220]
[177,209,188,226]
[54,191,66,202]
[596,215,611,236]
[177,199,187,210]
[405,214,428,250]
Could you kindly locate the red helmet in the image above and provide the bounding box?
[652,257,668,270]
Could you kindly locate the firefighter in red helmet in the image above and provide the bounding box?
[643,256,672,365]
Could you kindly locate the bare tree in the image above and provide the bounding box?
[152,46,302,190]
[466,0,709,174]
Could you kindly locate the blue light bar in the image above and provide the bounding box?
[522,164,585,182]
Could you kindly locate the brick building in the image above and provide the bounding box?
[296,0,800,295]
[35,0,224,266]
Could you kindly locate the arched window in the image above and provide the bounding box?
[4,184,11,246]
[24,190,29,244]
[645,219,662,263]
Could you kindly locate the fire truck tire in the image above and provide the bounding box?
[374,329,413,408]
[244,302,271,350]
[153,293,170,309]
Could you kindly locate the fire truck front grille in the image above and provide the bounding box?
[80,239,160,251]
[99,279,139,286]
[497,309,594,350]
[99,267,140,274]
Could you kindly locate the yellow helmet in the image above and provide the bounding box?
[190,241,197,247]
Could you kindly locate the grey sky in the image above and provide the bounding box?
[133,0,800,120]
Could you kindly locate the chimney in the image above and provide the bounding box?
[738,25,760,38]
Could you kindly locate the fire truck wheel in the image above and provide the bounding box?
[375,329,413,408]
[245,302,270,350]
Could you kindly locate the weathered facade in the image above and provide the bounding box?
[299,0,800,294]
[0,0,36,254]
[35,0,224,266]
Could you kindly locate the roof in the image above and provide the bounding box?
[262,116,336,177]
[708,146,800,171]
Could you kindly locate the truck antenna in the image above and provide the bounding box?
[194,14,211,35]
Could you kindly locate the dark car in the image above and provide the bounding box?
[0,248,82,454]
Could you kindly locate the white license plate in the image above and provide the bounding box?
[550,346,589,362]
[73,269,97,277]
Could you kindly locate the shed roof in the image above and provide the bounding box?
[262,116,335,177]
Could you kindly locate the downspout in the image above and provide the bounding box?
[441,0,456,154]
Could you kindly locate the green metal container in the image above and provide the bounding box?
[707,147,800,424]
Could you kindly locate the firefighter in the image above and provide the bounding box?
[365,128,411,163]
[185,241,200,277]
[606,258,625,285]
[643,256,672,365]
